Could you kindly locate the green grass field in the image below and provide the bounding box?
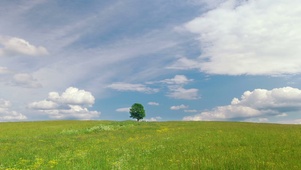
[0,121,301,170]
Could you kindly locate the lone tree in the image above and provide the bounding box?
[129,103,145,121]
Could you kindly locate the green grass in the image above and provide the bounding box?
[0,121,301,169]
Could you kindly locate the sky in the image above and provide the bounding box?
[1,0,301,124]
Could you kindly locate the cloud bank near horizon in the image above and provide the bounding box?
[28,87,100,120]
[184,87,301,123]
[0,99,27,122]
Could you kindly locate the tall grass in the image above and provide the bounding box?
[0,121,300,169]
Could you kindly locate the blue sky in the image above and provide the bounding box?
[1,0,301,123]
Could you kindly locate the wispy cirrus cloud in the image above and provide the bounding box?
[167,87,199,100]
[161,75,199,100]
[170,104,189,110]
[148,102,159,106]
[116,107,130,112]
[0,0,204,122]
[107,83,159,94]
[184,109,198,113]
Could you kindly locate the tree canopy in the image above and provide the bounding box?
[129,103,145,121]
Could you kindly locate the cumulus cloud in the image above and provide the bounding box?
[148,102,159,106]
[28,100,59,110]
[48,87,95,106]
[183,87,301,121]
[170,104,189,110]
[12,73,42,88]
[173,0,301,75]
[116,107,130,112]
[41,105,100,120]
[184,105,261,121]
[28,87,100,120]
[107,83,159,94]
[0,99,27,121]
[0,36,48,57]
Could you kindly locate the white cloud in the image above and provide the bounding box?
[184,109,198,113]
[28,87,100,120]
[176,0,301,75]
[232,87,301,111]
[0,36,48,57]
[148,102,159,106]
[158,75,199,100]
[184,105,262,121]
[107,83,159,94]
[167,57,200,70]
[145,116,162,122]
[48,87,95,106]
[12,73,42,88]
[183,87,301,121]
[276,113,288,117]
[167,87,199,100]
[28,100,58,110]
[161,75,193,85]
[170,104,189,110]
[116,107,130,112]
[0,110,27,122]
[108,75,199,100]
[244,117,270,123]
[0,99,27,121]
[278,119,301,124]
[40,105,100,120]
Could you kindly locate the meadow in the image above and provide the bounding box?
[0,120,301,170]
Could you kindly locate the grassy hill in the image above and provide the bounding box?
[0,121,300,169]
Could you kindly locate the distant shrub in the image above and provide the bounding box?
[85,125,116,133]
[60,129,79,135]
[60,123,135,135]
